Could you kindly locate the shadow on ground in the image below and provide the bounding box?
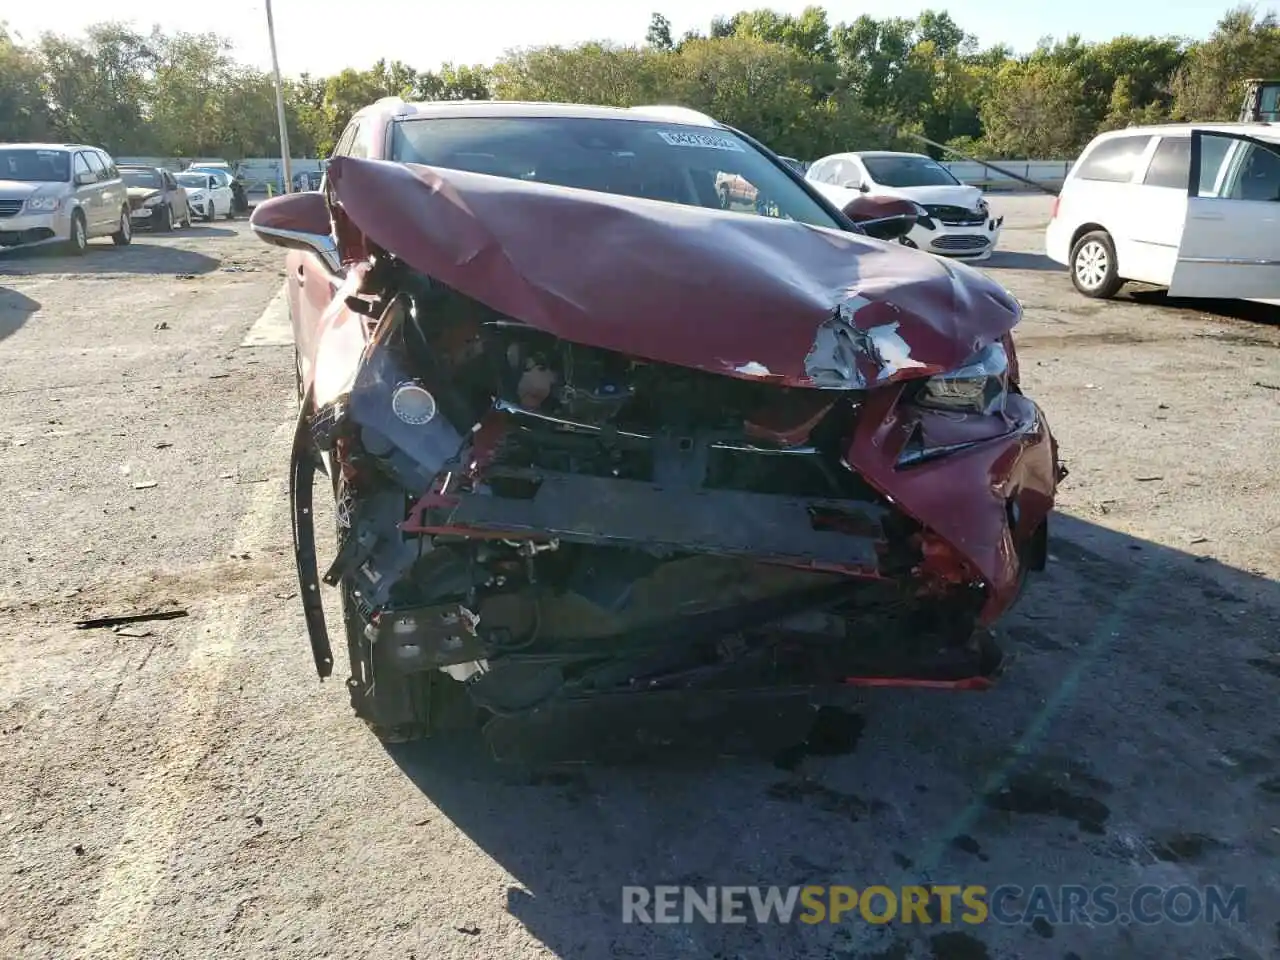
[982,251,1062,272]
[180,225,240,238]
[1125,287,1280,328]
[0,240,222,277]
[0,286,40,343]
[388,515,1280,960]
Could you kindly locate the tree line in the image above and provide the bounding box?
[1,5,1277,163]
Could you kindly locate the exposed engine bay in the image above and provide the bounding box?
[295,260,1031,749]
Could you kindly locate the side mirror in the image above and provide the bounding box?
[74,171,96,186]
[841,195,918,242]
[250,190,339,272]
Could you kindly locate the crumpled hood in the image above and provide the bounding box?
[810,180,985,212]
[326,156,1020,388]
[874,183,984,209]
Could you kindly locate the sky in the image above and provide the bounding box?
[2,0,1268,77]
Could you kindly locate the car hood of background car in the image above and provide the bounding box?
[326,156,1020,387]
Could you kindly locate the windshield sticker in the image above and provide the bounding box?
[656,130,744,152]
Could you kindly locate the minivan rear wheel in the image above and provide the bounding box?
[1070,230,1123,299]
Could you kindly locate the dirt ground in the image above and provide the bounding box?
[1,196,1278,960]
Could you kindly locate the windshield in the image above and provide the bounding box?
[390,116,840,229]
[122,169,162,189]
[862,155,960,188]
[0,148,71,183]
[176,174,208,189]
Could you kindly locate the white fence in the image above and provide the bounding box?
[941,159,1072,191]
[116,155,1074,194]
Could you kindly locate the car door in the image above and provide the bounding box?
[1123,135,1190,286]
[83,151,117,233]
[163,170,185,219]
[70,151,104,233]
[1169,130,1280,299]
[215,173,234,212]
[95,151,125,227]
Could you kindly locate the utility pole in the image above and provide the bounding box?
[265,0,293,193]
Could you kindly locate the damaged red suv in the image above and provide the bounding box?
[251,100,1065,751]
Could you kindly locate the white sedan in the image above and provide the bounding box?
[175,171,235,222]
[806,151,1003,260]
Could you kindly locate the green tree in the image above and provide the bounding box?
[0,26,49,141]
[646,13,674,51]
[1170,6,1280,120]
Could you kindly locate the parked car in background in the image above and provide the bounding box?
[806,151,1003,260]
[189,164,249,213]
[176,170,235,221]
[0,142,133,254]
[293,170,324,191]
[120,164,191,231]
[186,167,249,216]
[248,98,1062,746]
[1046,122,1280,300]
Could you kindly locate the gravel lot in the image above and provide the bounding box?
[1,196,1278,960]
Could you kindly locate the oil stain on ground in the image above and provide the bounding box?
[983,771,1110,834]
[765,778,888,822]
[1150,831,1224,863]
[773,706,865,770]
[929,930,990,960]
[949,834,989,861]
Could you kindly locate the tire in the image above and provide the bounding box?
[155,204,174,232]
[67,210,88,256]
[111,208,132,246]
[1070,230,1123,299]
[181,207,192,228]
[225,201,235,221]
[204,201,215,223]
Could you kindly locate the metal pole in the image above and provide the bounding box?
[265,0,293,194]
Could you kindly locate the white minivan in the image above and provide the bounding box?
[1046,122,1280,300]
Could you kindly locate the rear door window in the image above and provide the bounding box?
[84,152,108,180]
[1142,137,1191,189]
[1074,135,1152,183]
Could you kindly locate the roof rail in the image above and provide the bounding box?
[628,104,718,125]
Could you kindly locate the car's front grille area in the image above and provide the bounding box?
[924,204,986,225]
[931,235,990,251]
[0,199,24,219]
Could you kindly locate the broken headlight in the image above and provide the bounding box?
[915,341,1008,415]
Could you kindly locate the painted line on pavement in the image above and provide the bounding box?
[241,282,292,347]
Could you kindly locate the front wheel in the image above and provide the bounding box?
[156,204,174,232]
[111,208,132,246]
[204,202,215,223]
[67,210,88,256]
[1070,230,1123,299]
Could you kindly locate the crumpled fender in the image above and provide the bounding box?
[846,386,1058,623]
[324,156,1022,388]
